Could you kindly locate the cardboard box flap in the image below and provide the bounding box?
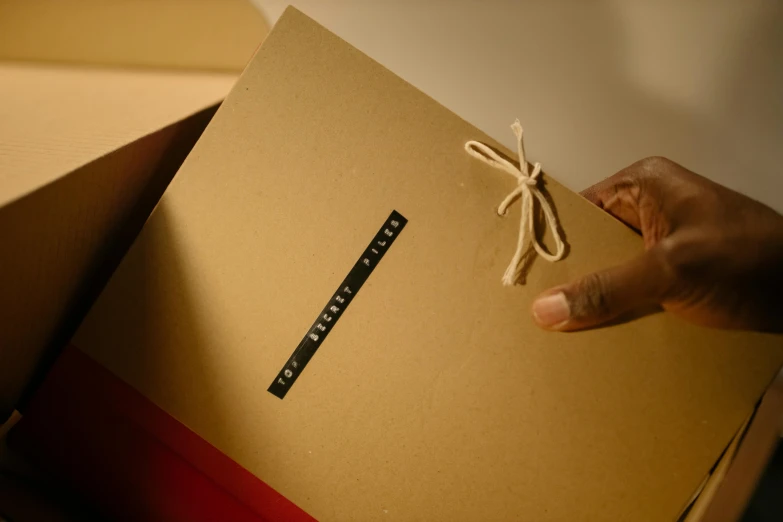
[0,64,234,208]
[72,7,783,521]
[0,103,221,419]
[0,0,266,72]
[0,1,265,418]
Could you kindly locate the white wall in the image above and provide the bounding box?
[254,1,783,212]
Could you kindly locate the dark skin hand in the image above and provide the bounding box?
[531,156,783,333]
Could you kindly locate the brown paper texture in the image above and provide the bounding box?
[73,7,783,521]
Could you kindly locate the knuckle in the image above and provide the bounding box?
[657,234,707,276]
[649,241,683,297]
[638,156,674,172]
[653,234,715,299]
[573,272,613,320]
[632,156,676,183]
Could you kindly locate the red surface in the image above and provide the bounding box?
[9,345,315,522]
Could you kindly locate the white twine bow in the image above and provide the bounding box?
[465,120,565,286]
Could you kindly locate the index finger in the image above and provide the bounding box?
[580,169,643,231]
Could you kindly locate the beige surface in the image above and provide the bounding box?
[0,106,218,418]
[0,0,264,418]
[256,0,783,213]
[0,64,232,415]
[0,64,235,207]
[0,0,267,72]
[73,8,783,522]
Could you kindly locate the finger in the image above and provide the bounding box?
[581,169,644,231]
[531,246,672,331]
[580,170,626,204]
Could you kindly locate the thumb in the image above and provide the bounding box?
[531,246,672,331]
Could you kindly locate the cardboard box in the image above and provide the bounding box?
[6,6,783,522]
[0,0,266,419]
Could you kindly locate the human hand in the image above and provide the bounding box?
[531,157,783,332]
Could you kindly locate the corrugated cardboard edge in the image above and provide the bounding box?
[697,370,783,521]
[679,414,753,521]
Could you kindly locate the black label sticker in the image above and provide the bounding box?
[268,210,408,399]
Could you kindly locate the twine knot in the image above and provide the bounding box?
[465,120,565,286]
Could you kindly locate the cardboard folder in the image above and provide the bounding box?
[20,7,783,521]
